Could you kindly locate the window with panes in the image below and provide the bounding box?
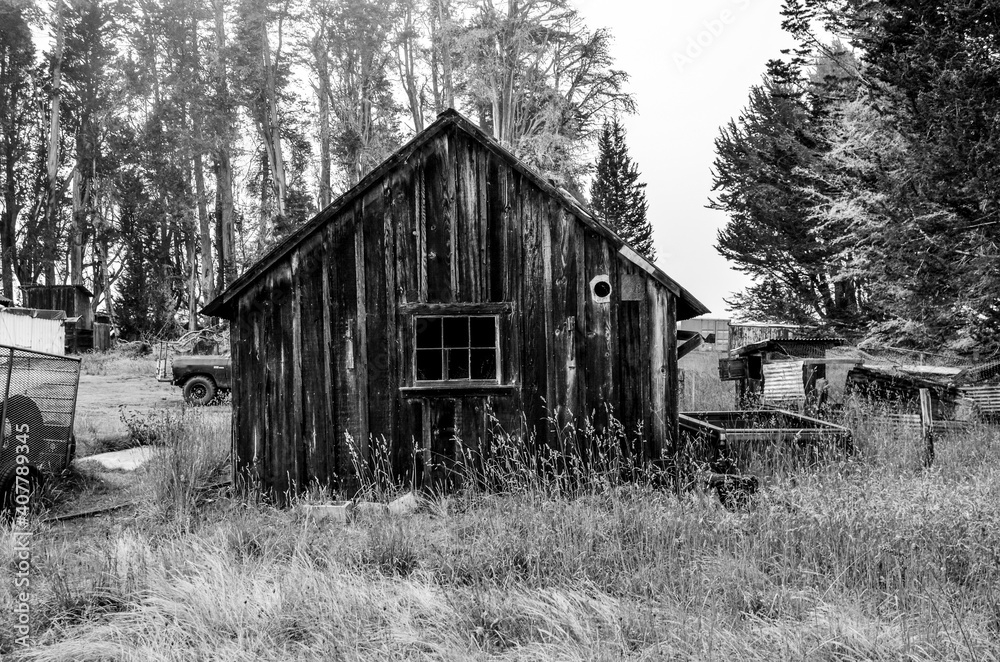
[414,315,499,382]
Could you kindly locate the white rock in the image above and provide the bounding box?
[388,492,425,516]
[76,446,159,471]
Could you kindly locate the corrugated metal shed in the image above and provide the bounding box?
[732,337,846,358]
[959,385,1000,416]
[0,311,65,355]
[763,361,806,404]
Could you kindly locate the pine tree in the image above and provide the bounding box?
[590,118,655,260]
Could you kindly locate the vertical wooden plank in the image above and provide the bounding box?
[399,399,423,489]
[486,157,506,303]
[417,162,428,302]
[380,178,399,477]
[363,185,391,461]
[476,142,490,302]
[647,280,668,459]
[251,292,266,487]
[280,265,298,500]
[265,265,295,502]
[666,291,679,462]
[230,305,248,489]
[549,207,578,439]
[430,399,457,489]
[458,396,485,453]
[618,295,644,460]
[395,165,419,303]
[541,197,558,444]
[259,278,276,498]
[920,388,935,468]
[320,241,338,485]
[520,181,548,450]
[455,133,483,302]
[583,230,613,433]
[424,135,453,303]
[297,236,332,487]
[573,231,587,440]
[291,251,306,492]
[330,211,360,489]
[354,201,371,465]
[456,396,485,485]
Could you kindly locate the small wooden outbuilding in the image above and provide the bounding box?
[21,284,110,352]
[204,109,709,497]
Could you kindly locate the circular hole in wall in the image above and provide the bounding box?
[593,280,612,298]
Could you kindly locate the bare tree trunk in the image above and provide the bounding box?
[437,0,454,109]
[1,127,18,299]
[70,167,85,285]
[311,27,332,208]
[261,29,287,223]
[188,15,216,307]
[42,1,65,286]
[186,224,197,331]
[397,3,424,132]
[212,0,236,290]
[215,153,236,288]
[194,125,215,306]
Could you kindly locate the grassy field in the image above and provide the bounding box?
[2,352,1000,660]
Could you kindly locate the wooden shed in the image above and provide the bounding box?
[21,284,110,352]
[203,109,709,498]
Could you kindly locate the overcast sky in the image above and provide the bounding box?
[574,0,796,318]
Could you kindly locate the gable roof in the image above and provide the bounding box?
[203,109,709,319]
[22,283,94,298]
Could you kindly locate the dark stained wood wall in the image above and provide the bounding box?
[229,123,680,498]
[22,286,94,330]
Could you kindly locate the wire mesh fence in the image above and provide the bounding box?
[0,345,81,475]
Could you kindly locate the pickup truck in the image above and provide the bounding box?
[159,354,232,406]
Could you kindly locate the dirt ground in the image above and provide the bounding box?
[48,366,230,519]
[73,370,226,456]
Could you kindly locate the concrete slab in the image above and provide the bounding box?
[76,446,160,471]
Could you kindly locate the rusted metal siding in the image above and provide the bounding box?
[0,312,65,355]
[224,119,695,499]
[960,385,1000,416]
[762,361,806,405]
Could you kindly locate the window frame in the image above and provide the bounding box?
[412,313,501,385]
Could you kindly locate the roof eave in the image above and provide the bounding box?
[204,108,711,320]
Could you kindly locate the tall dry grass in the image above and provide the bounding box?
[680,350,735,411]
[78,350,155,378]
[3,355,1000,659]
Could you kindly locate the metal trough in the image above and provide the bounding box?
[679,409,852,478]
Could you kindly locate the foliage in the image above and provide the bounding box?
[716,0,1000,351]
[454,0,633,189]
[711,48,864,329]
[589,116,654,260]
[0,0,632,338]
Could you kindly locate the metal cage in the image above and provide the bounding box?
[0,345,81,476]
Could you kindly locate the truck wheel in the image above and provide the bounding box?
[183,376,217,406]
[3,395,43,441]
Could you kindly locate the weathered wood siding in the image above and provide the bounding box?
[22,286,94,330]
[229,123,681,498]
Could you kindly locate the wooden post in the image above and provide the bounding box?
[919,388,934,468]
